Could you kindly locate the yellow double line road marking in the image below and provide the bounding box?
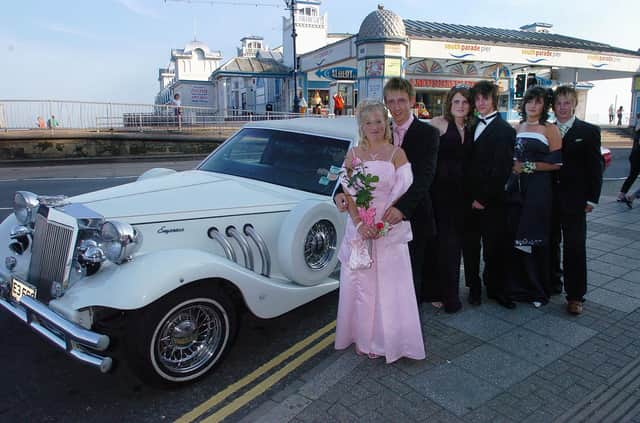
[176,320,337,423]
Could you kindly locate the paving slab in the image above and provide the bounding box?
[244,200,640,423]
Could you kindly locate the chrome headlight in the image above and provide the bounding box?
[100,221,143,264]
[13,191,39,225]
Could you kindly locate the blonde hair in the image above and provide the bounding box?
[355,99,392,149]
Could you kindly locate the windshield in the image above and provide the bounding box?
[198,127,351,195]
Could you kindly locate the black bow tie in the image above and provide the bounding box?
[478,113,497,125]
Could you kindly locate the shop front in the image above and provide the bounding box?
[295,6,640,122]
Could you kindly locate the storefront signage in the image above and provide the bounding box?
[444,43,491,58]
[299,38,355,71]
[521,49,561,64]
[384,59,402,77]
[315,67,357,80]
[190,85,209,104]
[410,39,640,72]
[587,54,622,68]
[366,59,383,77]
[410,78,480,89]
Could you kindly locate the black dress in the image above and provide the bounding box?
[425,121,472,312]
[506,131,561,304]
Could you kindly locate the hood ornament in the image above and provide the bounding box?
[38,195,69,207]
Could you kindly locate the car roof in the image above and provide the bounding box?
[244,117,358,142]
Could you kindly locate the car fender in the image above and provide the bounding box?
[53,248,339,318]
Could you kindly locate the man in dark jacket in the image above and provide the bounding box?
[550,85,602,315]
[463,80,516,308]
[381,77,440,303]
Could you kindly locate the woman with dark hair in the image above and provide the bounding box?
[505,86,563,306]
[424,86,474,313]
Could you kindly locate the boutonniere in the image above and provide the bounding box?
[575,138,583,143]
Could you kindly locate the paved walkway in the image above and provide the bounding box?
[243,195,640,423]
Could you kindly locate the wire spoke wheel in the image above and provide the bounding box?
[304,219,337,269]
[155,303,224,375]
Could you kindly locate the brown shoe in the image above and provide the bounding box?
[567,300,583,315]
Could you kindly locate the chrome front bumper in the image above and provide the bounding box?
[0,294,112,373]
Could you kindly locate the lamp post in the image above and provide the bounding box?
[286,0,300,113]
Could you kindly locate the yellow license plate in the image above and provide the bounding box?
[11,278,37,302]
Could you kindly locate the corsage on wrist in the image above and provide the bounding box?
[522,161,536,174]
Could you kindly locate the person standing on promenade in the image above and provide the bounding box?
[47,115,59,129]
[617,106,624,126]
[334,77,440,304]
[505,87,562,308]
[463,80,516,309]
[333,91,344,116]
[550,85,602,315]
[36,116,45,129]
[609,104,615,124]
[172,93,182,128]
[425,85,474,313]
[334,99,425,363]
[618,113,640,207]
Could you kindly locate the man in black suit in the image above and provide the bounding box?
[463,80,516,308]
[382,78,440,303]
[550,85,602,315]
[335,77,439,302]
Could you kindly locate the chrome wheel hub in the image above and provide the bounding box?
[156,303,225,374]
[304,219,337,269]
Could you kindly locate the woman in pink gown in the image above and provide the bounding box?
[334,100,426,363]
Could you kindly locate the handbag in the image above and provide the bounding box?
[348,238,373,270]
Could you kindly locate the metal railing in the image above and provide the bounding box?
[0,100,328,133]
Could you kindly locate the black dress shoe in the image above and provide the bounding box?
[444,301,463,314]
[495,295,516,309]
[468,293,481,306]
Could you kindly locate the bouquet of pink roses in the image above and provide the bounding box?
[341,156,391,269]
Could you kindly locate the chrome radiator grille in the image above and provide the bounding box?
[29,212,75,292]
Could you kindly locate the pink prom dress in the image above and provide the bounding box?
[335,149,426,363]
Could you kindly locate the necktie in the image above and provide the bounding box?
[393,127,403,146]
[557,122,569,138]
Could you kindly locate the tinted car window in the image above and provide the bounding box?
[198,128,350,195]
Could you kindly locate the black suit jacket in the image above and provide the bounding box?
[394,118,440,238]
[555,118,602,213]
[468,115,515,208]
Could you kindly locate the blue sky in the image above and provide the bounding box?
[1,0,638,117]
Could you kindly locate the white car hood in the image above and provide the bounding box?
[70,170,315,222]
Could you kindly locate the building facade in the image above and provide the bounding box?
[297,5,640,123]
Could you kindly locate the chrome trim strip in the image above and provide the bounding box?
[0,296,112,373]
[208,227,237,262]
[244,224,271,277]
[226,226,254,271]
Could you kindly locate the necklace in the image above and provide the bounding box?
[526,120,540,125]
[364,143,387,160]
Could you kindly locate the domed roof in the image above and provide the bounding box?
[357,5,407,44]
[184,40,210,54]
